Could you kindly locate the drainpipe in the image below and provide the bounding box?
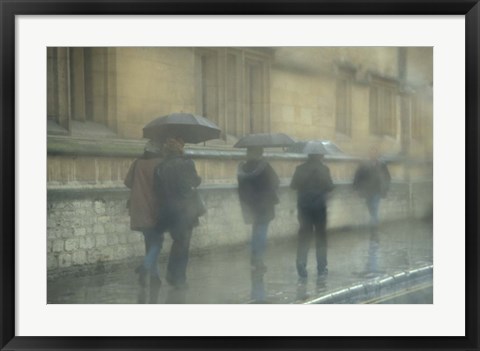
[398,47,413,217]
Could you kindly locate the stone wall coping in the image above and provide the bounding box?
[47,135,431,164]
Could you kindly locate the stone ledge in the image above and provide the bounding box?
[47,135,429,164]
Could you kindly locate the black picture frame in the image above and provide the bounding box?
[1,1,478,350]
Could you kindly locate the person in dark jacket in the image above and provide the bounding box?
[154,137,202,290]
[237,146,280,272]
[124,140,163,303]
[353,147,391,232]
[290,151,334,278]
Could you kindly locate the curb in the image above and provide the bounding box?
[303,265,433,304]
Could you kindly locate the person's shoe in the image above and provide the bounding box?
[173,281,189,290]
[135,265,147,287]
[166,275,189,290]
[135,266,148,304]
[166,275,177,287]
[317,267,328,277]
[297,266,308,278]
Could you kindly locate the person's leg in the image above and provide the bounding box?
[314,207,328,275]
[366,230,380,272]
[142,229,164,279]
[136,229,163,303]
[366,194,381,228]
[166,225,193,288]
[250,268,266,302]
[296,209,313,278]
[251,221,270,269]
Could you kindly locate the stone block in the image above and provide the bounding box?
[47,228,57,240]
[72,250,87,265]
[87,249,102,264]
[58,253,72,268]
[52,239,64,253]
[79,235,96,250]
[60,227,74,239]
[99,247,114,261]
[93,224,105,235]
[104,223,116,234]
[65,238,79,252]
[117,233,128,244]
[47,254,58,270]
[94,200,106,215]
[115,223,128,233]
[115,245,130,260]
[97,216,109,224]
[127,233,141,244]
[107,234,119,246]
[74,227,86,237]
[96,234,107,247]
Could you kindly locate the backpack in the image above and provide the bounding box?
[154,157,205,228]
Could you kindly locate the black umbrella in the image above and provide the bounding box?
[143,113,221,144]
[233,132,295,148]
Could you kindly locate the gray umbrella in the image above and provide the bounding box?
[233,132,295,148]
[143,113,221,144]
[287,140,345,155]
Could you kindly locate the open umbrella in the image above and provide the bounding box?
[233,132,295,148]
[287,140,345,155]
[143,113,221,144]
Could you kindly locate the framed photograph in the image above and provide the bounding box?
[1,0,478,350]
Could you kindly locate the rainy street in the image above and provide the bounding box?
[48,219,433,304]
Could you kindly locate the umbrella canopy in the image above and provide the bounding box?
[287,140,345,155]
[233,133,295,148]
[143,113,221,144]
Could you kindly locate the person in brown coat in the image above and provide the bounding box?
[124,140,164,303]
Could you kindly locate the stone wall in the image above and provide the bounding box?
[47,181,432,278]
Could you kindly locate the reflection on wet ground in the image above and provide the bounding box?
[48,220,433,304]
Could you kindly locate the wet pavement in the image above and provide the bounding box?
[47,219,433,304]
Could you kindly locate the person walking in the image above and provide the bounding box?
[124,140,164,303]
[154,137,202,290]
[353,146,391,233]
[290,151,334,279]
[237,146,280,273]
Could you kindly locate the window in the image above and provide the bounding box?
[226,53,240,137]
[197,49,219,125]
[245,60,264,134]
[369,78,397,137]
[335,69,353,136]
[195,48,271,139]
[47,47,116,137]
[411,96,424,140]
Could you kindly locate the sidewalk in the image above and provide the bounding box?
[47,219,433,304]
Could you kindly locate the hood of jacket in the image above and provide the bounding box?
[237,159,269,180]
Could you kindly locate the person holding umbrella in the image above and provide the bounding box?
[154,136,202,290]
[237,146,280,273]
[353,146,391,234]
[290,142,334,279]
[142,112,220,290]
[124,140,164,303]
